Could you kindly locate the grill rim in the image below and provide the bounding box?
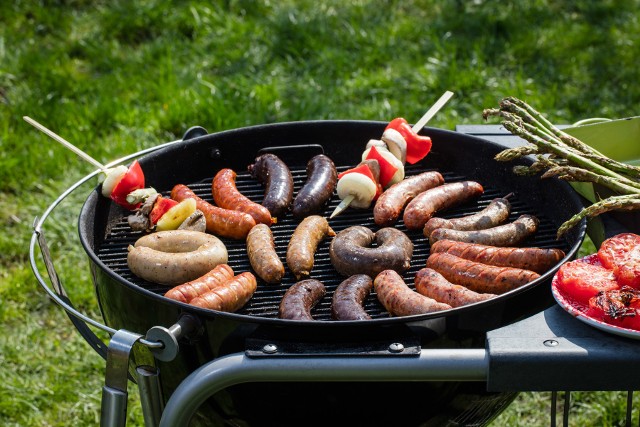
[78,120,587,329]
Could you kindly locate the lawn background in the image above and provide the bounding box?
[1,1,639,425]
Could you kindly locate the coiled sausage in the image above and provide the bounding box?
[374,270,452,317]
[292,154,338,218]
[212,168,273,225]
[248,153,294,218]
[171,184,256,239]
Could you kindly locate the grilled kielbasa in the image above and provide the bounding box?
[190,272,257,312]
[426,252,540,294]
[249,153,294,218]
[286,215,335,280]
[403,181,484,230]
[329,226,413,278]
[332,274,373,320]
[164,264,235,303]
[423,196,511,237]
[292,154,338,218]
[374,270,452,317]
[212,168,273,225]
[430,239,565,274]
[246,224,285,284]
[429,214,539,246]
[279,279,326,321]
[373,171,444,227]
[171,184,256,239]
[414,267,496,307]
[127,230,228,286]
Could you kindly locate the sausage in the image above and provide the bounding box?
[248,153,294,218]
[286,215,335,280]
[190,272,257,312]
[430,239,565,274]
[127,230,228,286]
[423,197,511,237]
[414,267,497,307]
[329,226,413,278]
[246,224,285,284]
[292,154,338,218]
[426,252,540,294]
[373,171,444,227]
[171,184,256,239]
[429,214,540,247]
[164,264,235,303]
[212,168,273,225]
[278,279,326,320]
[403,181,484,230]
[373,270,452,317]
[332,275,373,320]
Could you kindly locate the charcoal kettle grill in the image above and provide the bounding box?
[30,121,640,427]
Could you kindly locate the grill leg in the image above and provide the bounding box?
[563,391,571,427]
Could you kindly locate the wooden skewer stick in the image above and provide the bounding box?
[23,116,108,172]
[330,91,454,219]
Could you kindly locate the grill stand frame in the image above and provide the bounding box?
[28,125,640,427]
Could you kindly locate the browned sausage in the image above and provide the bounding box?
[423,197,511,237]
[373,171,444,227]
[426,252,540,294]
[248,153,294,218]
[414,267,497,307]
[286,215,335,280]
[164,264,234,303]
[430,239,565,274]
[292,154,338,218]
[190,272,257,312]
[212,168,273,225]
[171,184,256,239]
[429,214,539,246]
[246,224,285,284]
[373,270,452,317]
[278,279,326,320]
[329,226,413,277]
[332,275,373,320]
[403,181,484,230]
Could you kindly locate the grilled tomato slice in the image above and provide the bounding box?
[597,233,640,288]
[556,259,620,306]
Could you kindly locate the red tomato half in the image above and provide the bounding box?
[110,160,145,210]
[598,233,640,288]
[556,260,620,306]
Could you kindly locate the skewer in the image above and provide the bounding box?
[23,116,108,172]
[330,91,454,219]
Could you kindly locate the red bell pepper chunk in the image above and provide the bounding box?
[110,160,145,210]
[386,117,433,164]
[364,146,398,188]
[149,196,179,224]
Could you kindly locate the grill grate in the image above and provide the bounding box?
[95,163,571,321]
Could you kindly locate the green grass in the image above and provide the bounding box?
[2,0,639,425]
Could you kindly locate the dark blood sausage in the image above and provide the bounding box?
[190,272,257,312]
[286,215,335,280]
[374,270,452,317]
[279,279,326,321]
[292,154,338,218]
[423,197,511,237]
[332,274,373,320]
[246,224,285,284]
[373,171,444,227]
[329,226,413,278]
[164,264,235,303]
[248,153,294,218]
[212,168,273,226]
[403,181,484,230]
[430,239,565,274]
[426,252,540,295]
[414,267,497,307]
[171,184,256,240]
[429,214,540,247]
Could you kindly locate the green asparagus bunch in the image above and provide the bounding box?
[483,97,640,238]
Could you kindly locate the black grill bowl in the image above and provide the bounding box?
[78,121,586,426]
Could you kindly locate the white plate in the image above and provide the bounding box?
[551,254,640,340]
